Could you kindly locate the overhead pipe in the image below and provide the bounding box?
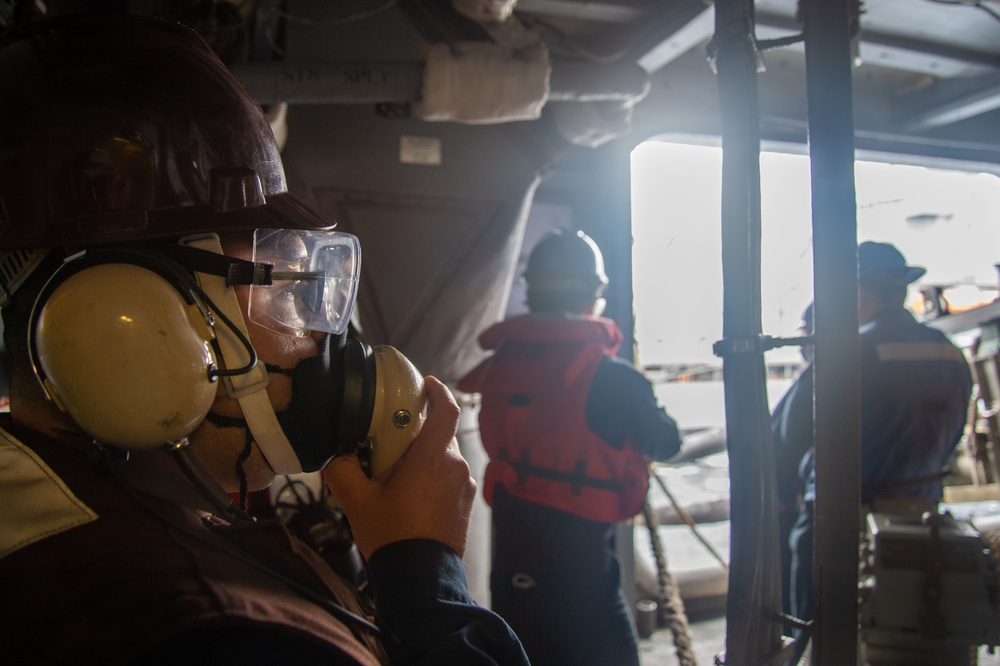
[546,58,651,103]
[907,76,1000,130]
[229,57,651,106]
[229,61,423,105]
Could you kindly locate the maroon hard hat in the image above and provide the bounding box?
[0,13,331,250]
[523,229,609,290]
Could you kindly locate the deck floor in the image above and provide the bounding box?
[640,617,1000,666]
[639,615,726,665]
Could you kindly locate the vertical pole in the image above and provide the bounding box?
[574,142,643,615]
[803,0,861,664]
[713,0,784,663]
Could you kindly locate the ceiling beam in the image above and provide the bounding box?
[902,72,1000,129]
[514,0,644,24]
[756,10,1000,78]
[633,2,714,73]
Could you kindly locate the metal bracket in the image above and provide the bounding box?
[763,334,815,351]
[713,334,815,357]
[712,336,763,357]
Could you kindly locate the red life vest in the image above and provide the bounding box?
[458,315,650,523]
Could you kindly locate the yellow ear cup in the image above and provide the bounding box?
[34,263,219,449]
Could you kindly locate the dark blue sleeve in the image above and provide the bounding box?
[770,364,815,504]
[366,539,529,665]
[585,356,682,461]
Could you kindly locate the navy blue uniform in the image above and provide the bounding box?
[770,362,814,616]
[788,307,972,625]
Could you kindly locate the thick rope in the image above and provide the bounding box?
[651,466,729,571]
[643,497,698,666]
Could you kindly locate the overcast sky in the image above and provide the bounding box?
[631,140,1000,367]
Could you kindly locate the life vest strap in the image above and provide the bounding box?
[498,448,623,494]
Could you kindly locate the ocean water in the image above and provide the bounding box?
[655,378,795,433]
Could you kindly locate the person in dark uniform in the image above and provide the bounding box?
[0,14,528,665]
[459,229,683,666]
[787,241,973,630]
[770,302,814,618]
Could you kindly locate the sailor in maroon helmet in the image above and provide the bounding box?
[459,228,683,666]
[0,13,527,665]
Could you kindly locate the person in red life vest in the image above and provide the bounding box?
[459,229,683,666]
[0,14,528,665]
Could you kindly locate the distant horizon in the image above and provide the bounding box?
[631,140,1000,368]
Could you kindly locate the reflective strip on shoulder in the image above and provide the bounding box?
[0,429,98,559]
[875,341,966,363]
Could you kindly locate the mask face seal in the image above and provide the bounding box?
[279,336,427,475]
[279,336,376,472]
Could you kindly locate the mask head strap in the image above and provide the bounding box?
[180,233,303,475]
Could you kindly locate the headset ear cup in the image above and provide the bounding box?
[33,262,219,449]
